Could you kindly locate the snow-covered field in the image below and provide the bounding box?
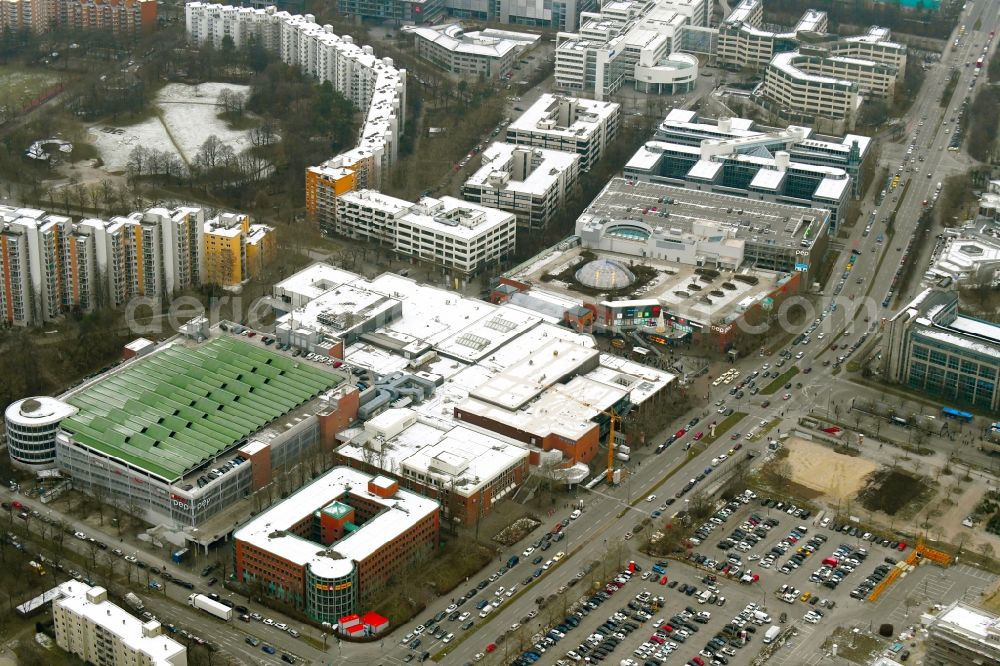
[88,82,254,173]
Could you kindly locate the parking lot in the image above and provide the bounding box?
[483,484,997,666]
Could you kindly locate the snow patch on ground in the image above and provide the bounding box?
[88,82,254,173]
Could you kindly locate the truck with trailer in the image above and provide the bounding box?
[187,593,232,621]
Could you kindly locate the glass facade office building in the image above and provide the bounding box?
[886,289,1000,412]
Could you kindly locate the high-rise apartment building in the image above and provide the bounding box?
[0,205,250,327]
[0,0,156,34]
[202,212,275,287]
[185,4,407,234]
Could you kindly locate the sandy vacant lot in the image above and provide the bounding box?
[88,82,254,172]
[784,436,879,502]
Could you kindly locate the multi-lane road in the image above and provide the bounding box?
[5,6,997,666]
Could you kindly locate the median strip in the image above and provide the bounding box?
[760,367,800,395]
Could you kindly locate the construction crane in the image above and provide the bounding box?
[552,387,622,484]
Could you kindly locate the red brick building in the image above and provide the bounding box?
[233,468,439,624]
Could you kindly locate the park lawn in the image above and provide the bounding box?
[760,366,800,395]
[0,64,65,110]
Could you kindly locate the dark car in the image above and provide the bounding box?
[207,577,218,586]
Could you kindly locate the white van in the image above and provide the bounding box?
[697,590,712,604]
[763,625,781,644]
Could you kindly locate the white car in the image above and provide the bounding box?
[275,623,288,631]
[522,546,535,557]
[74,531,88,540]
[570,510,581,520]
[442,633,454,643]
[646,495,657,502]
[553,551,565,561]
[458,612,470,622]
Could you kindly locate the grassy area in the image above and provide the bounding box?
[940,70,959,109]
[702,412,748,445]
[760,367,800,395]
[0,64,64,109]
[750,418,781,442]
[372,540,494,626]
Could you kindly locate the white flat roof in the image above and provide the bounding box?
[813,176,850,201]
[274,264,363,303]
[458,373,626,441]
[508,94,620,141]
[55,582,186,665]
[470,337,599,410]
[935,602,1000,639]
[465,142,580,197]
[750,169,785,190]
[338,409,528,497]
[233,466,438,579]
[405,23,537,57]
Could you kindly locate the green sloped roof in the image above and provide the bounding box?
[60,336,344,482]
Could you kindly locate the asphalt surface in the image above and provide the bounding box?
[6,6,999,666]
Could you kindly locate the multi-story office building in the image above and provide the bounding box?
[338,0,594,31]
[506,95,620,173]
[762,45,901,124]
[233,467,438,621]
[462,142,580,231]
[0,0,156,34]
[923,226,1000,288]
[925,601,1000,666]
[185,4,406,231]
[0,205,206,327]
[885,288,1000,412]
[406,23,538,79]
[716,0,825,70]
[624,110,867,229]
[715,1,905,125]
[554,0,705,100]
[334,191,516,278]
[202,212,275,287]
[52,582,187,666]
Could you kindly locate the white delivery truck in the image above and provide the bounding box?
[187,593,232,621]
[763,625,781,644]
[124,592,144,611]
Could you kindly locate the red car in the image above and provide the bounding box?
[693,432,704,441]
[693,657,705,666]
[11,501,23,510]
[553,522,563,533]
[897,541,907,551]
[730,433,740,440]
[659,575,668,585]
[486,643,497,653]
[649,635,665,644]
[675,428,687,439]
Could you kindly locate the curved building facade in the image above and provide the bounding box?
[4,397,77,470]
[305,560,358,625]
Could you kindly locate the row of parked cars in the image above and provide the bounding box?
[774,526,823,574]
[850,562,896,600]
[808,542,866,590]
[820,517,908,551]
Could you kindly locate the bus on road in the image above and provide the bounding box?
[943,406,973,422]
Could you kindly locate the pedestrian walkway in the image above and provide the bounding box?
[769,623,817,666]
